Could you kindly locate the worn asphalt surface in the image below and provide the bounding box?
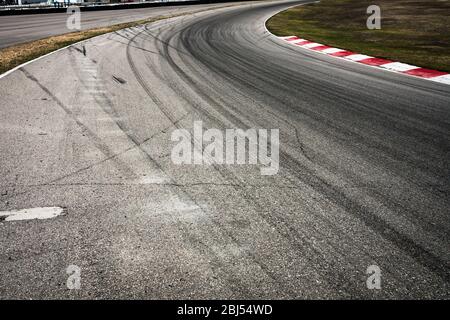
[0,1,252,49]
[0,0,449,299]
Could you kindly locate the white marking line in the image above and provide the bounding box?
[380,62,419,72]
[321,48,345,54]
[301,42,323,49]
[0,207,66,222]
[430,74,450,85]
[345,54,372,61]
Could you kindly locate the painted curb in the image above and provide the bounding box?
[278,35,450,86]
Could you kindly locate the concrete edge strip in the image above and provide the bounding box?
[279,35,450,86]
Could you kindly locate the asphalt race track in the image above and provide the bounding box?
[0,1,251,49]
[0,0,449,299]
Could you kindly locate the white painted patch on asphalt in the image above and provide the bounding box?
[0,207,66,221]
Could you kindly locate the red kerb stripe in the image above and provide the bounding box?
[328,50,354,57]
[310,45,332,51]
[358,57,393,66]
[403,68,448,78]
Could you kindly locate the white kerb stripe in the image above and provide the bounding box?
[290,39,307,44]
[381,62,419,72]
[321,48,345,54]
[430,74,450,85]
[301,43,323,49]
[345,54,373,61]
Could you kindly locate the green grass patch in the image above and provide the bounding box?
[267,0,450,72]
